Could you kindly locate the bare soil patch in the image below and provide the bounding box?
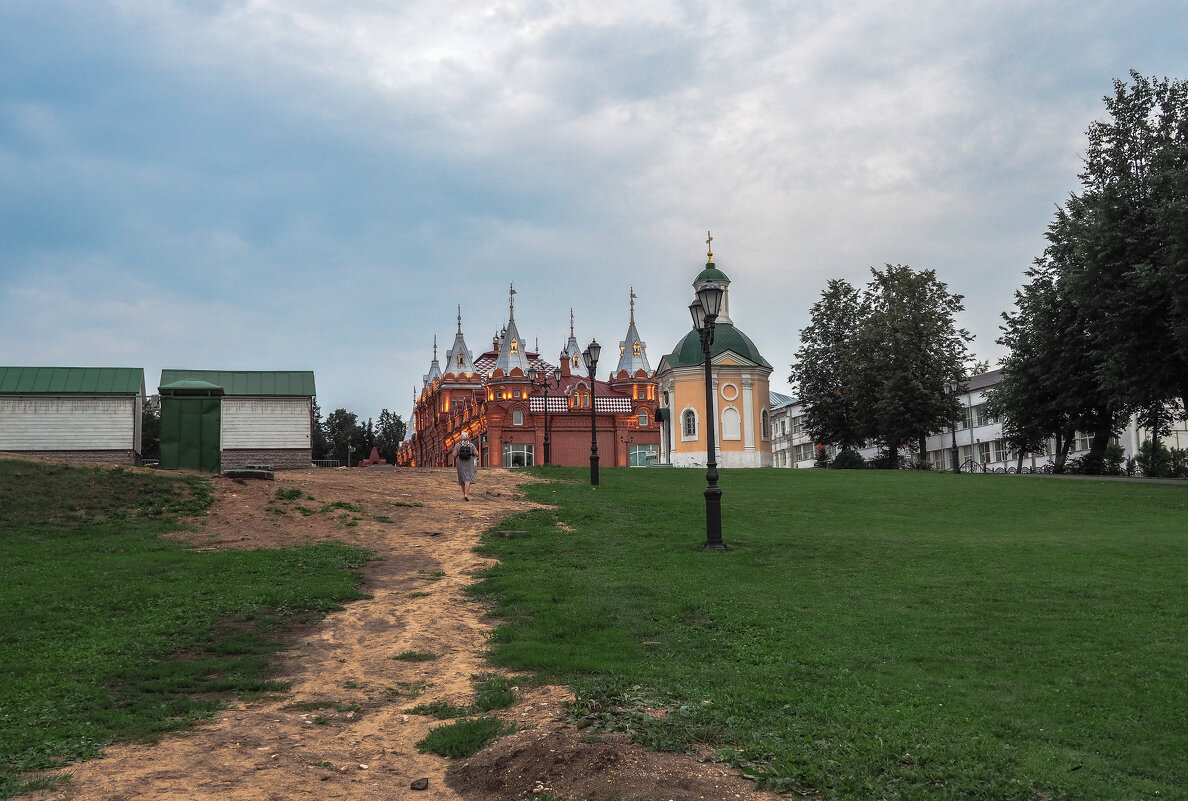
[28,466,783,801]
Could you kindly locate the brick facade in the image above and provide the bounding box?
[2,449,139,465]
[221,448,312,470]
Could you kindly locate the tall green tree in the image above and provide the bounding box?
[790,266,972,467]
[991,72,1182,472]
[858,265,972,465]
[374,409,406,463]
[788,279,867,452]
[1068,72,1188,419]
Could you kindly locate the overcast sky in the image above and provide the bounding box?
[3,1,1185,422]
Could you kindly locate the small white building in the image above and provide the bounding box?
[0,366,145,464]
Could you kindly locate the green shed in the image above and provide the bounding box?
[158,380,224,472]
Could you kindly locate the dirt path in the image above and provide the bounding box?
[30,467,784,801]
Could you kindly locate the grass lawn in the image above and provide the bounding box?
[470,467,1187,800]
[0,459,370,798]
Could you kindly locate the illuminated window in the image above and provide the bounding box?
[510,340,519,354]
[572,354,580,369]
[632,342,641,356]
[457,353,465,366]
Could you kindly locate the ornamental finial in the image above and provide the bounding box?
[509,282,517,322]
[432,334,437,359]
[706,230,714,263]
[570,308,575,337]
[629,286,637,325]
[457,305,462,334]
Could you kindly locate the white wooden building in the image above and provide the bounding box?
[0,367,145,464]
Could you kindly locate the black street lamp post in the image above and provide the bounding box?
[689,280,726,550]
[527,365,563,466]
[945,380,961,474]
[582,339,601,485]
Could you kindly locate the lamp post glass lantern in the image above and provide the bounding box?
[528,365,563,465]
[690,281,726,550]
[582,340,600,485]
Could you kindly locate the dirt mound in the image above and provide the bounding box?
[449,728,786,801]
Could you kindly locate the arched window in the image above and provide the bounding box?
[632,342,641,356]
[682,409,697,439]
[572,354,581,369]
[457,352,465,366]
[638,410,648,427]
[510,339,519,354]
[513,408,524,426]
[761,409,771,439]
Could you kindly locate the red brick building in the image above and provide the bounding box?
[396,288,660,469]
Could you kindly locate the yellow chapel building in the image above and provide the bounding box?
[654,247,774,468]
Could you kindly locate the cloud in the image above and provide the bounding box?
[3,0,1188,417]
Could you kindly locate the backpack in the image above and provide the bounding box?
[457,442,474,461]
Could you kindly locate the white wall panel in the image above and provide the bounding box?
[221,398,310,448]
[0,397,135,449]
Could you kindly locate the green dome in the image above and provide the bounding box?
[694,263,731,284]
[663,322,771,369]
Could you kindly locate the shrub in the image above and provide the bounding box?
[830,449,865,470]
[1103,443,1126,476]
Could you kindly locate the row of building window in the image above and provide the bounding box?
[501,442,658,467]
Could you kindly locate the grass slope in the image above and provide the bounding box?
[0,459,370,798]
[470,467,1187,800]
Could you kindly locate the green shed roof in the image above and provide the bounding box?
[0,367,145,395]
[159,370,316,397]
[660,323,772,370]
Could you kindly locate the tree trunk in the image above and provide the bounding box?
[1053,428,1074,473]
[1086,418,1114,475]
[1016,451,1025,472]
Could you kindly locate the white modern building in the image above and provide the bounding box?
[774,369,1187,470]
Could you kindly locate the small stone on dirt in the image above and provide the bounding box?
[410,777,429,790]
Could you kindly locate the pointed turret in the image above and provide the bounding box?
[444,305,477,375]
[494,283,531,375]
[615,287,651,375]
[560,307,583,375]
[422,335,442,386]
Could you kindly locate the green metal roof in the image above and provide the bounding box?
[159,370,316,397]
[0,367,144,395]
[159,380,225,396]
[694,263,731,284]
[660,323,772,370]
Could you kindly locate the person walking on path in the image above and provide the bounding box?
[451,431,478,501]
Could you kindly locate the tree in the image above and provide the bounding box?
[790,266,972,467]
[990,73,1182,472]
[310,400,330,460]
[858,265,972,465]
[1067,73,1188,419]
[141,400,160,461]
[788,279,867,452]
[374,409,406,463]
[323,408,365,466]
